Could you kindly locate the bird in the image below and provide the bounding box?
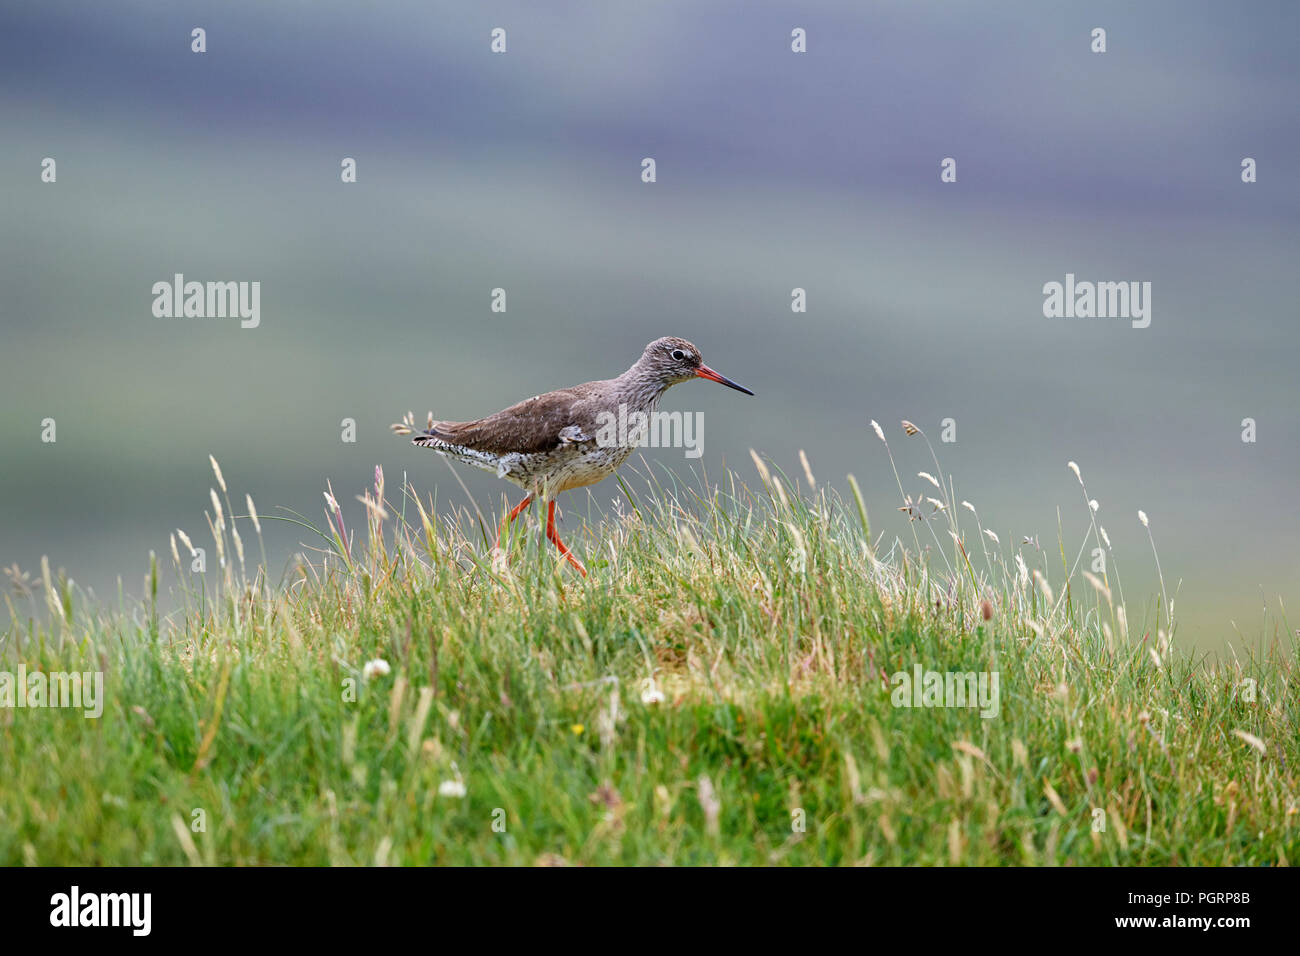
[391,336,753,575]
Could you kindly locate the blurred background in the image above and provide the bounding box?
[2,1,1297,650]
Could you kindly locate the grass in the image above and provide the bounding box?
[1,424,1296,866]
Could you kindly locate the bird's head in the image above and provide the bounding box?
[640,336,754,395]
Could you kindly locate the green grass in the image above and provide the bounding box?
[1,430,1296,866]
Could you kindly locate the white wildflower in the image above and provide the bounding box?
[640,678,665,705]
[362,659,391,680]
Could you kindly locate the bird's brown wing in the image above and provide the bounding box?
[426,385,599,455]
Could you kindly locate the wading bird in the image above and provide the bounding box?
[392,336,753,575]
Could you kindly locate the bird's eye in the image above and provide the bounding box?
[671,349,686,361]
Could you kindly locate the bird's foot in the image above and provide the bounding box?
[544,500,587,577]
[560,550,587,577]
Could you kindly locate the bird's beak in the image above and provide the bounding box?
[696,364,754,396]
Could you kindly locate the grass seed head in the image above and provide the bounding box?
[209,455,227,493]
[799,449,816,490]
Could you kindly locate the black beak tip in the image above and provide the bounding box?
[717,377,754,396]
[702,369,754,396]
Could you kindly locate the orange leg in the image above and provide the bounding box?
[495,494,533,549]
[545,500,587,576]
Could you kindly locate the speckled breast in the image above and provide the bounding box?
[503,442,637,493]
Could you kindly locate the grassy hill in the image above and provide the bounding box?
[2,431,1296,865]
